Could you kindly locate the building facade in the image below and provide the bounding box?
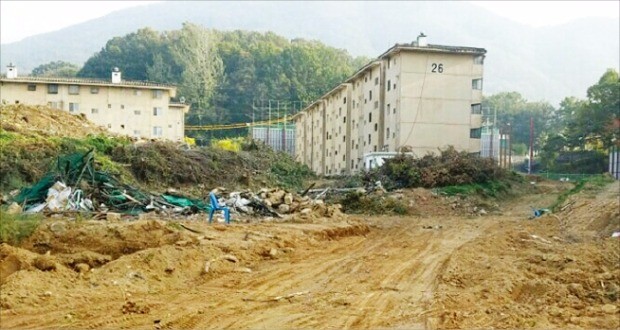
[294,34,486,175]
[0,65,189,142]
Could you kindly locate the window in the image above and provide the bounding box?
[153,126,163,137]
[91,108,98,114]
[393,107,396,114]
[374,145,377,152]
[69,103,79,113]
[134,89,142,96]
[471,103,482,114]
[90,87,99,94]
[121,105,125,109]
[369,91,372,100]
[27,84,36,91]
[472,79,483,90]
[387,104,391,115]
[387,80,391,91]
[368,134,371,144]
[133,130,141,136]
[343,116,346,123]
[108,104,112,109]
[343,136,346,142]
[470,128,482,139]
[68,85,80,95]
[374,101,379,109]
[120,125,125,129]
[375,77,379,85]
[474,55,484,65]
[152,90,163,99]
[47,84,59,94]
[153,107,162,116]
[369,113,372,123]
[343,97,347,104]
[47,102,60,109]
[393,83,397,90]
[107,124,112,129]
[387,58,391,69]
[386,127,390,138]
[339,107,342,116]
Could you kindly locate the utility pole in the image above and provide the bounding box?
[529,117,534,174]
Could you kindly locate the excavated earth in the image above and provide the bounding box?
[0,180,618,329]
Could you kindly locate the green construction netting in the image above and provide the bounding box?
[13,149,207,215]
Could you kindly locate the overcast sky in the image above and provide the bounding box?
[1,1,618,44]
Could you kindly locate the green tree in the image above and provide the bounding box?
[78,28,165,80]
[582,69,620,149]
[31,61,79,77]
[169,23,224,124]
[482,92,554,150]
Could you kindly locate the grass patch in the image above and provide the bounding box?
[338,192,410,215]
[439,180,511,198]
[548,174,615,212]
[0,209,43,245]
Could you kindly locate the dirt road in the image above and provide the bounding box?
[1,181,618,329]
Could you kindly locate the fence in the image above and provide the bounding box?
[539,173,599,182]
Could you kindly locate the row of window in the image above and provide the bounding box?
[62,103,164,116]
[28,84,164,98]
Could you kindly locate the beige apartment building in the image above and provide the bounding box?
[294,34,486,175]
[0,65,189,141]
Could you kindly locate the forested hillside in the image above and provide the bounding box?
[76,25,368,140]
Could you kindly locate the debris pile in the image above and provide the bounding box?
[7,149,343,222]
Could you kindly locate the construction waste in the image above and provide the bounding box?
[6,150,342,222]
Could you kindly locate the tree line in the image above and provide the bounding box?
[481,69,619,173]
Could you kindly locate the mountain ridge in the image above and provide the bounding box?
[1,1,618,105]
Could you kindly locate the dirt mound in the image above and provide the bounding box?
[431,182,620,329]
[20,219,195,259]
[0,104,110,138]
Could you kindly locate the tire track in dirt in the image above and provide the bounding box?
[144,217,492,330]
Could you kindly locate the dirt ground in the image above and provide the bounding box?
[0,180,618,329]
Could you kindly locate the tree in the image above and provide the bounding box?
[169,23,224,124]
[482,92,554,150]
[582,69,620,149]
[31,61,79,77]
[78,28,165,80]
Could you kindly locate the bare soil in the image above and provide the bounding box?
[0,181,618,329]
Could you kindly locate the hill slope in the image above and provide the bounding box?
[1,1,618,105]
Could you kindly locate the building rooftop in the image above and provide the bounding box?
[380,43,486,58]
[0,76,176,90]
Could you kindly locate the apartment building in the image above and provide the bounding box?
[0,65,189,141]
[294,34,486,175]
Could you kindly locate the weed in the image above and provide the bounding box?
[338,192,410,215]
[0,209,43,245]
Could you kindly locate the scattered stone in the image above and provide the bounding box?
[278,204,290,214]
[601,304,617,314]
[284,193,293,205]
[269,248,278,258]
[33,255,56,271]
[300,208,312,215]
[221,254,239,263]
[234,267,253,273]
[75,263,90,273]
